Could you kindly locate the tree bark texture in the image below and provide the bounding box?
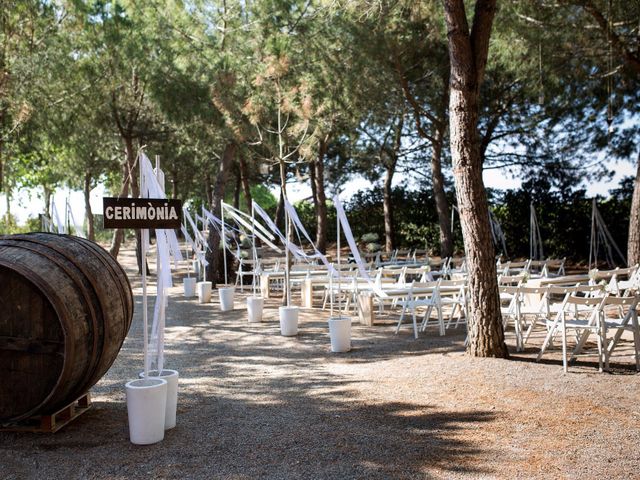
[275,187,285,232]
[395,52,453,257]
[239,155,253,211]
[83,173,95,242]
[205,171,213,206]
[170,169,178,199]
[431,126,454,257]
[309,156,318,216]
[233,168,241,209]
[383,164,395,252]
[122,137,144,275]
[443,0,508,358]
[627,151,640,266]
[382,117,402,253]
[108,159,130,258]
[205,143,236,285]
[314,139,329,254]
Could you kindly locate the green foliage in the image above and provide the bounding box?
[361,232,379,243]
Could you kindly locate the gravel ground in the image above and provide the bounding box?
[1,246,639,479]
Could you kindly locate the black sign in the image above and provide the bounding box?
[103,197,183,229]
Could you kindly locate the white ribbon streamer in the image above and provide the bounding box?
[334,195,387,298]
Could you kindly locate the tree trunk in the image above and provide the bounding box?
[83,173,95,242]
[274,187,285,232]
[443,0,507,358]
[109,159,130,258]
[627,151,640,266]
[43,186,52,218]
[432,129,454,257]
[122,136,145,275]
[383,164,395,252]
[205,171,213,206]
[314,139,329,254]
[205,143,236,285]
[4,186,10,225]
[171,168,178,199]
[239,155,253,211]
[382,116,402,253]
[309,158,318,217]
[233,168,241,209]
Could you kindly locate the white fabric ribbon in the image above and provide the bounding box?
[334,195,387,298]
[51,200,65,234]
[138,152,183,373]
[283,198,337,276]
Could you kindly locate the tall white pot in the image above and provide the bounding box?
[125,378,167,445]
[247,296,264,323]
[139,369,179,430]
[279,306,299,336]
[219,286,235,312]
[183,277,196,298]
[197,281,212,303]
[328,316,351,353]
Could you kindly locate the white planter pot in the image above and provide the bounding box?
[197,281,212,303]
[279,306,299,336]
[139,369,179,430]
[183,277,196,298]
[247,296,264,323]
[125,378,168,445]
[328,316,352,353]
[219,286,235,312]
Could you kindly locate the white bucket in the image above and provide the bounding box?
[183,277,196,298]
[197,281,212,303]
[125,378,167,445]
[219,287,235,312]
[328,316,352,353]
[139,369,179,430]
[279,306,299,336]
[247,296,264,323]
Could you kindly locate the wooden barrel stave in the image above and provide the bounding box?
[0,233,133,423]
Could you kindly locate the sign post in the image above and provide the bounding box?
[103,196,182,377]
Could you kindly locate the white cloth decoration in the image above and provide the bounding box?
[334,195,387,298]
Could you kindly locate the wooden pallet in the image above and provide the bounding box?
[0,393,92,433]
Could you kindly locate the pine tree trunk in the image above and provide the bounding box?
[239,155,252,211]
[275,187,285,232]
[309,157,318,216]
[43,186,52,218]
[627,151,640,266]
[122,136,144,275]
[83,173,95,242]
[431,130,454,257]
[314,139,328,254]
[109,160,130,258]
[4,186,10,224]
[205,172,213,206]
[383,165,395,252]
[233,169,241,209]
[444,0,507,358]
[205,143,236,285]
[170,169,178,199]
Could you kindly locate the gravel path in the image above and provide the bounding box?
[1,246,639,479]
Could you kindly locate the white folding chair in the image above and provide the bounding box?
[395,280,440,339]
[500,285,522,351]
[537,292,608,372]
[599,295,640,371]
[418,279,466,336]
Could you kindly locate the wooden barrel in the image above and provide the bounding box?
[0,233,133,423]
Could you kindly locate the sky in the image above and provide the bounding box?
[0,158,636,226]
